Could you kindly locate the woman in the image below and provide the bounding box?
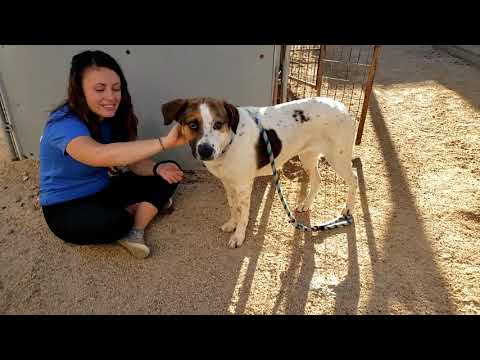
[39,50,188,259]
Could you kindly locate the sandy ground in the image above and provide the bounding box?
[0,45,479,315]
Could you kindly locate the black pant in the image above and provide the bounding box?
[42,161,180,245]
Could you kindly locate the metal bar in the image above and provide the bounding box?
[360,48,372,115]
[0,121,17,161]
[322,58,372,67]
[333,46,345,100]
[306,46,314,98]
[287,75,317,88]
[289,46,300,100]
[289,60,323,66]
[300,45,309,98]
[324,49,330,98]
[294,46,303,98]
[294,46,321,51]
[315,45,325,96]
[342,47,353,103]
[356,45,381,145]
[271,45,281,105]
[348,48,363,113]
[322,76,352,83]
[0,75,23,160]
[353,48,370,121]
[281,45,291,103]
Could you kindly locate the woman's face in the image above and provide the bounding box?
[82,66,121,119]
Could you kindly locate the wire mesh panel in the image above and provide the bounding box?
[281,45,380,220]
[286,45,380,144]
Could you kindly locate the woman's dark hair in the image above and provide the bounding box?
[53,50,138,142]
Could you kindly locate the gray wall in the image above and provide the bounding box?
[0,45,280,169]
[433,45,480,69]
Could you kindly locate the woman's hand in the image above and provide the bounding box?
[161,124,189,150]
[155,162,184,184]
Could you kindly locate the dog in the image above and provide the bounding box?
[162,97,358,248]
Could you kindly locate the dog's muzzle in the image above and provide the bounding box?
[197,143,215,161]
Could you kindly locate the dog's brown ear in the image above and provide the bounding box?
[224,101,239,134]
[162,99,188,125]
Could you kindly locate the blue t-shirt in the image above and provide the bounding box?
[39,105,113,206]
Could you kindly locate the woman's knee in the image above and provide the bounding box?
[144,180,178,211]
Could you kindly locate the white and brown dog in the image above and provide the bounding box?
[162,97,358,248]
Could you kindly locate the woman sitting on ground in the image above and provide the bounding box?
[39,50,188,259]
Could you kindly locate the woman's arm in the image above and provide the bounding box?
[67,137,162,167]
[128,158,157,176]
[65,124,186,168]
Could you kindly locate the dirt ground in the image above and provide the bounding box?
[0,45,479,314]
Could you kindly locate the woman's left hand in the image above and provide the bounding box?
[155,162,184,184]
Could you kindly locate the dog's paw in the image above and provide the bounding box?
[221,220,237,233]
[228,233,245,249]
[295,202,311,213]
[341,207,352,217]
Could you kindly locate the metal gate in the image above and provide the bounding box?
[281,45,381,145]
[273,45,381,219]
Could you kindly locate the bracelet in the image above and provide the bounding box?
[158,137,166,151]
[153,162,162,177]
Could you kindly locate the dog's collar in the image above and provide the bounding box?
[218,109,256,157]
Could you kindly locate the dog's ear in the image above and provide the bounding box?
[224,101,239,134]
[162,99,188,125]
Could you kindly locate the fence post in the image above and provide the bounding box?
[0,75,23,160]
[315,45,326,96]
[355,45,381,145]
[281,45,291,103]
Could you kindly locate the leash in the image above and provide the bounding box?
[249,110,353,232]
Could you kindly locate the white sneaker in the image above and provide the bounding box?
[118,229,150,259]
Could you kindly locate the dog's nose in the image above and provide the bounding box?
[197,143,214,160]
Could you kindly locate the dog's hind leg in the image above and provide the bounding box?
[295,151,322,212]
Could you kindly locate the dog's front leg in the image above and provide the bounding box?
[220,181,238,233]
[228,182,253,248]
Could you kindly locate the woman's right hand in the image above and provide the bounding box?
[161,124,189,150]
[155,162,184,184]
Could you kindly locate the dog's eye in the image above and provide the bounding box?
[189,121,199,130]
[213,121,223,130]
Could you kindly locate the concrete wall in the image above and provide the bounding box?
[434,45,480,69]
[0,45,281,169]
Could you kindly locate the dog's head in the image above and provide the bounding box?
[162,97,239,161]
